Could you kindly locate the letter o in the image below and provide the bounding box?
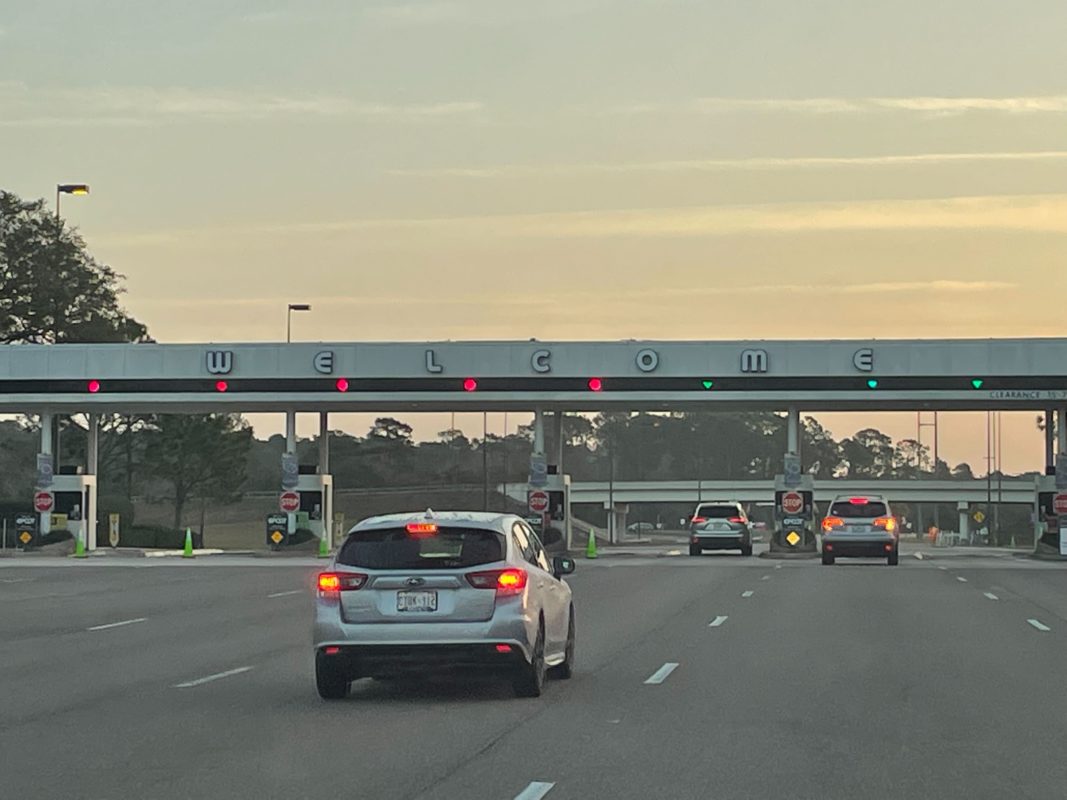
[635,348,659,373]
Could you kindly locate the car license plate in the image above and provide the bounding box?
[710,522,730,530]
[397,590,437,612]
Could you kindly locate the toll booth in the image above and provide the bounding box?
[542,472,572,550]
[51,472,97,551]
[292,469,333,544]
[1034,474,1061,554]
[770,473,817,553]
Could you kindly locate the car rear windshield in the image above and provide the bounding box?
[337,526,505,570]
[696,506,740,518]
[829,501,888,518]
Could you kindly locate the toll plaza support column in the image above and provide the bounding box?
[958,502,970,545]
[318,412,333,551]
[286,410,297,535]
[39,412,53,537]
[85,414,99,550]
[786,406,800,455]
[1059,408,1067,458]
[1045,409,1055,475]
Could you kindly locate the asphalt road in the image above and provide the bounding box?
[2,547,1067,800]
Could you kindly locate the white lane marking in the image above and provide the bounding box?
[708,615,728,627]
[665,549,682,556]
[515,782,555,800]
[0,577,33,584]
[1028,619,1051,632]
[956,576,968,583]
[87,617,147,631]
[938,566,948,571]
[741,590,754,598]
[644,662,679,685]
[267,589,302,598]
[913,552,925,560]
[173,666,253,688]
[774,564,782,569]
[760,575,771,581]
[983,592,999,601]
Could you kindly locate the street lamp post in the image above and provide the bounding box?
[56,183,89,220]
[287,303,311,343]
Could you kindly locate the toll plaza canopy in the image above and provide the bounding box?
[3,338,1067,412]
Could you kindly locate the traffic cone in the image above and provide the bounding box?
[317,535,330,559]
[182,527,195,558]
[585,529,598,559]
[72,533,88,559]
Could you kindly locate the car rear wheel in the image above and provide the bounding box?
[549,607,575,680]
[821,554,835,566]
[513,622,546,697]
[887,550,899,566]
[315,652,350,700]
[741,543,753,556]
[689,544,701,556]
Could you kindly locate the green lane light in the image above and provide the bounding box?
[702,380,714,390]
[971,379,984,389]
[867,379,878,389]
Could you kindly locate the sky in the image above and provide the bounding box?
[1,0,1065,472]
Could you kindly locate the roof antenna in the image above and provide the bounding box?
[424,508,435,519]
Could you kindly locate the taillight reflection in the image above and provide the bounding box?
[822,516,844,532]
[466,568,528,596]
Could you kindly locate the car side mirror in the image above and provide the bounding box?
[553,556,575,576]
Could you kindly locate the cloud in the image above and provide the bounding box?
[615,95,1067,117]
[93,193,1067,249]
[0,81,484,126]
[388,150,1067,178]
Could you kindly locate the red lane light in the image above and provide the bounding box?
[335,378,349,393]
[849,497,868,505]
[495,644,513,653]
[466,568,528,596]
[463,377,478,392]
[215,380,228,393]
[405,522,438,536]
[87,380,101,394]
[324,646,341,655]
[588,377,603,392]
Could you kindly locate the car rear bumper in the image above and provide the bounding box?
[316,642,528,677]
[692,535,748,549]
[823,536,896,557]
[314,605,534,661]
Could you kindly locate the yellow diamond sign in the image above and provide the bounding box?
[785,530,801,547]
[270,531,284,544]
[19,531,31,544]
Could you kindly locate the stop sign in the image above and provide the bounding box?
[33,491,54,513]
[528,490,550,514]
[279,491,300,513]
[1054,494,1067,515]
[781,491,804,515]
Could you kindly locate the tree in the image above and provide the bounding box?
[369,418,413,443]
[0,191,147,343]
[143,414,253,530]
[841,428,895,478]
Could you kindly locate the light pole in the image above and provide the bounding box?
[286,303,311,343]
[56,183,89,220]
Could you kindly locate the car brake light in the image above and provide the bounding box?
[874,517,897,533]
[405,522,438,536]
[849,497,868,505]
[728,517,744,523]
[466,568,528,596]
[324,646,341,655]
[495,644,512,653]
[822,516,844,532]
[691,517,707,524]
[317,572,366,593]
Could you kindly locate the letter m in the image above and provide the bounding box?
[740,349,768,373]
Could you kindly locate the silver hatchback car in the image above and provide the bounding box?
[314,510,576,699]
